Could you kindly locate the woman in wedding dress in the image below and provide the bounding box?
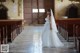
[42,9,64,48]
[42,14,52,47]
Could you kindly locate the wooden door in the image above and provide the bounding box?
[23,0,54,24]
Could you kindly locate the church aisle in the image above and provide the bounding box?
[9,26,43,53]
[8,26,76,53]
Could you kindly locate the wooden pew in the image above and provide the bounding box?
[56,18,80,52]
[56,18,80,41]
[0,19,22,44]
[72,24,80,51]
[74,24,80,53]
[56,20,68,40]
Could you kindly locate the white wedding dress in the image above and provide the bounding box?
[42,9,64,48]
[42,15,52,47]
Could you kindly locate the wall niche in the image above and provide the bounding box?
[65,4,78,18]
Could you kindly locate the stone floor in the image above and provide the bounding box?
[0,26,77,53]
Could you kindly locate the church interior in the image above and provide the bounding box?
[0,0,80,53]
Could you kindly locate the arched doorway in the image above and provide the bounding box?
[66,4,78,18]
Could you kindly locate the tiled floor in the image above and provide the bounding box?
[43,47,76,53]
[1,26,77,53]
[9,26,43,53]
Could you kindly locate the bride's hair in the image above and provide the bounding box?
[47,9,51,16]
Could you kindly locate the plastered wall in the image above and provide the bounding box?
[2,0,23,19]
[55,0,72,19]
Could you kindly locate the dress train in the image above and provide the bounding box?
[42,9,64,48]
[50,9,64,47]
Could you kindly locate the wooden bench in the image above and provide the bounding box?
[56,18,80,41]
[74,24,80,53]
[0,19,22,44]
[56,20,68,40]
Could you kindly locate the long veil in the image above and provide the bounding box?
[50,9,64,47]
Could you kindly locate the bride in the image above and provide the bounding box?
[42,9,64,48]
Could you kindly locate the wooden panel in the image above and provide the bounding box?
[24,18,32,24]
[24,0,32,24]
[24,3,31,8]
[44,0,54,14]
[39,1,44,8]
[24,8,32,14]
[39,13,44,17]
[32,2,37,8]
[33,14,38,18]
[24,14,32,19]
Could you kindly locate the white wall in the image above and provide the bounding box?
[55,0,72,19]
[2,0,23,19]
[55,0,80,19]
